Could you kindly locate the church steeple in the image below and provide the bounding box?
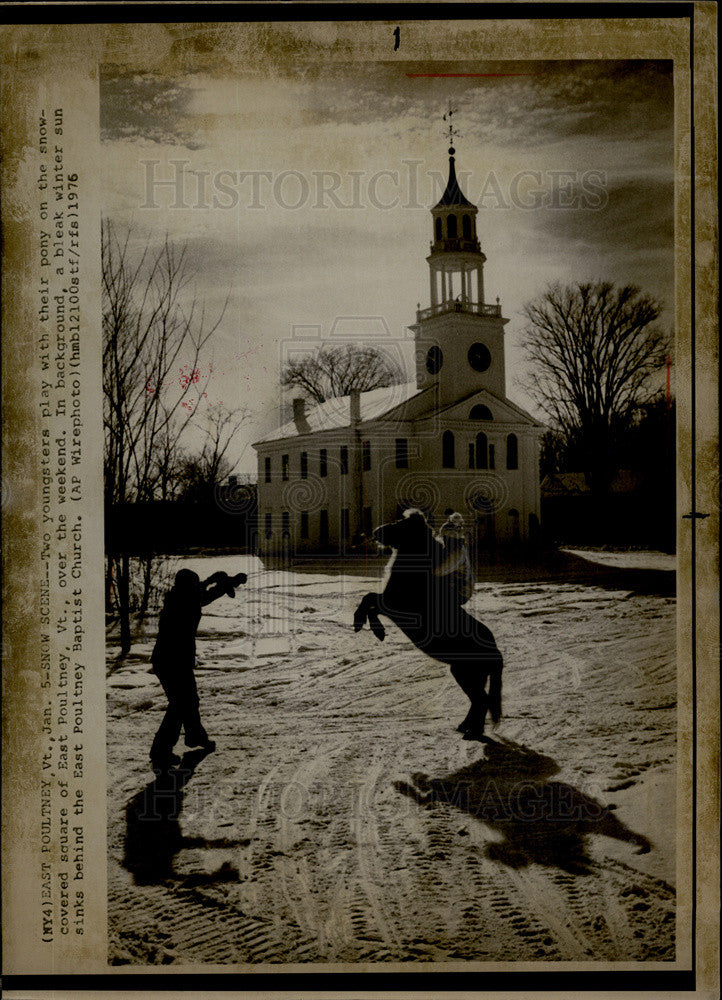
[425,117,489,313]
[411,110,507,403]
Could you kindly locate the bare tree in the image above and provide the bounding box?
[281,343,402,405]
[178,403,250,503]
[102,219,227,654]
[147,410,187,502]
[521,282,667,495]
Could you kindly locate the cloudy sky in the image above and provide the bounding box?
[101,56,674,474]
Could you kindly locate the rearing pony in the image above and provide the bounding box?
[353,509,503,741]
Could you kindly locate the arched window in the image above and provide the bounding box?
[442,430,455,468]
[475,431,488,470]
[469,404,493,420]
[508,507,520,543]
[435,217,442,241]
[462,214,471,238]
[447,214,457,238]
[506,433,518,470]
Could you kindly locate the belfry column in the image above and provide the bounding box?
[477,264,484,304]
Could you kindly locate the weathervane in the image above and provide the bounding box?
[442,103,461,149]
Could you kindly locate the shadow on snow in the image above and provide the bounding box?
[394,737,652,875]
[123,748,245,887]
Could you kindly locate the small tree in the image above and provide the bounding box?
[281,343,402,404]
[522,282,667,495]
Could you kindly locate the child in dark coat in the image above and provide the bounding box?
[150,568,246,770]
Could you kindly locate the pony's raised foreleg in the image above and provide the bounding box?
[353,592,386,641]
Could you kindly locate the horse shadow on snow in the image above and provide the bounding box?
[394,738,651,875]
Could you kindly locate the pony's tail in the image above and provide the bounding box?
[488,664,503,724]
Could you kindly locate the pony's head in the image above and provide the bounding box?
[374,508,435,554]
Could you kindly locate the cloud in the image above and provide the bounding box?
[100,59,674,468]
[101,72,207,148]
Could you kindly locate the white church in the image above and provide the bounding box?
[253,143,543,555]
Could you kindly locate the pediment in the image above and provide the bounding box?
[417,386,540,426]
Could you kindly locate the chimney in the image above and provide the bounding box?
[292,397,310,433]
[350,388,361,425]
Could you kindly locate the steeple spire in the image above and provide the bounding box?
[436,103,474,208]
[434,149,475,208]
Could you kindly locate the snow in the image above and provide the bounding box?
[107,552,677,966]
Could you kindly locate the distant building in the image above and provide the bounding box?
[541,470,644,497]
[540,472,590,497]
[253,144,543,553]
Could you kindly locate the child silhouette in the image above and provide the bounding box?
[150,568,246,770]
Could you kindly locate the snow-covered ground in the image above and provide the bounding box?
[106,551,676,965]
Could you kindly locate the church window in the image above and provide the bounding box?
[468,443,475,469]
[442,430,455,468]
[340,446,349,475]
[363,506,373,535]
[319,509,329,544]
[282,454,289,481]
[265,512,272,539]
[395,438,408,469]
[319,448,327,477]
[264,456,271,483]
[489,444,495,470]
[462,214,471,239]
[506,433,519,470]
[363,440,371,471]
[282,510,290,535]
[475,432,488,470]
[435,217,442,241]
[300,451,308,479]
[447,214,457,238]
[300,511,309,539]
[470,404,493,420]
[340,508,350,540]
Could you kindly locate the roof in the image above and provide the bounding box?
[253,381,426,445]
[541,470,643,497]
[433,153,476,209]
[541,472,590,496]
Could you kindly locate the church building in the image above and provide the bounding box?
[253,142,543,555]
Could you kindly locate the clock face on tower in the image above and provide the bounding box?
[468,342,491,373]
[426,345,443,375]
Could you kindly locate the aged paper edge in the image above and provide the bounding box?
[1,5,718,996]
